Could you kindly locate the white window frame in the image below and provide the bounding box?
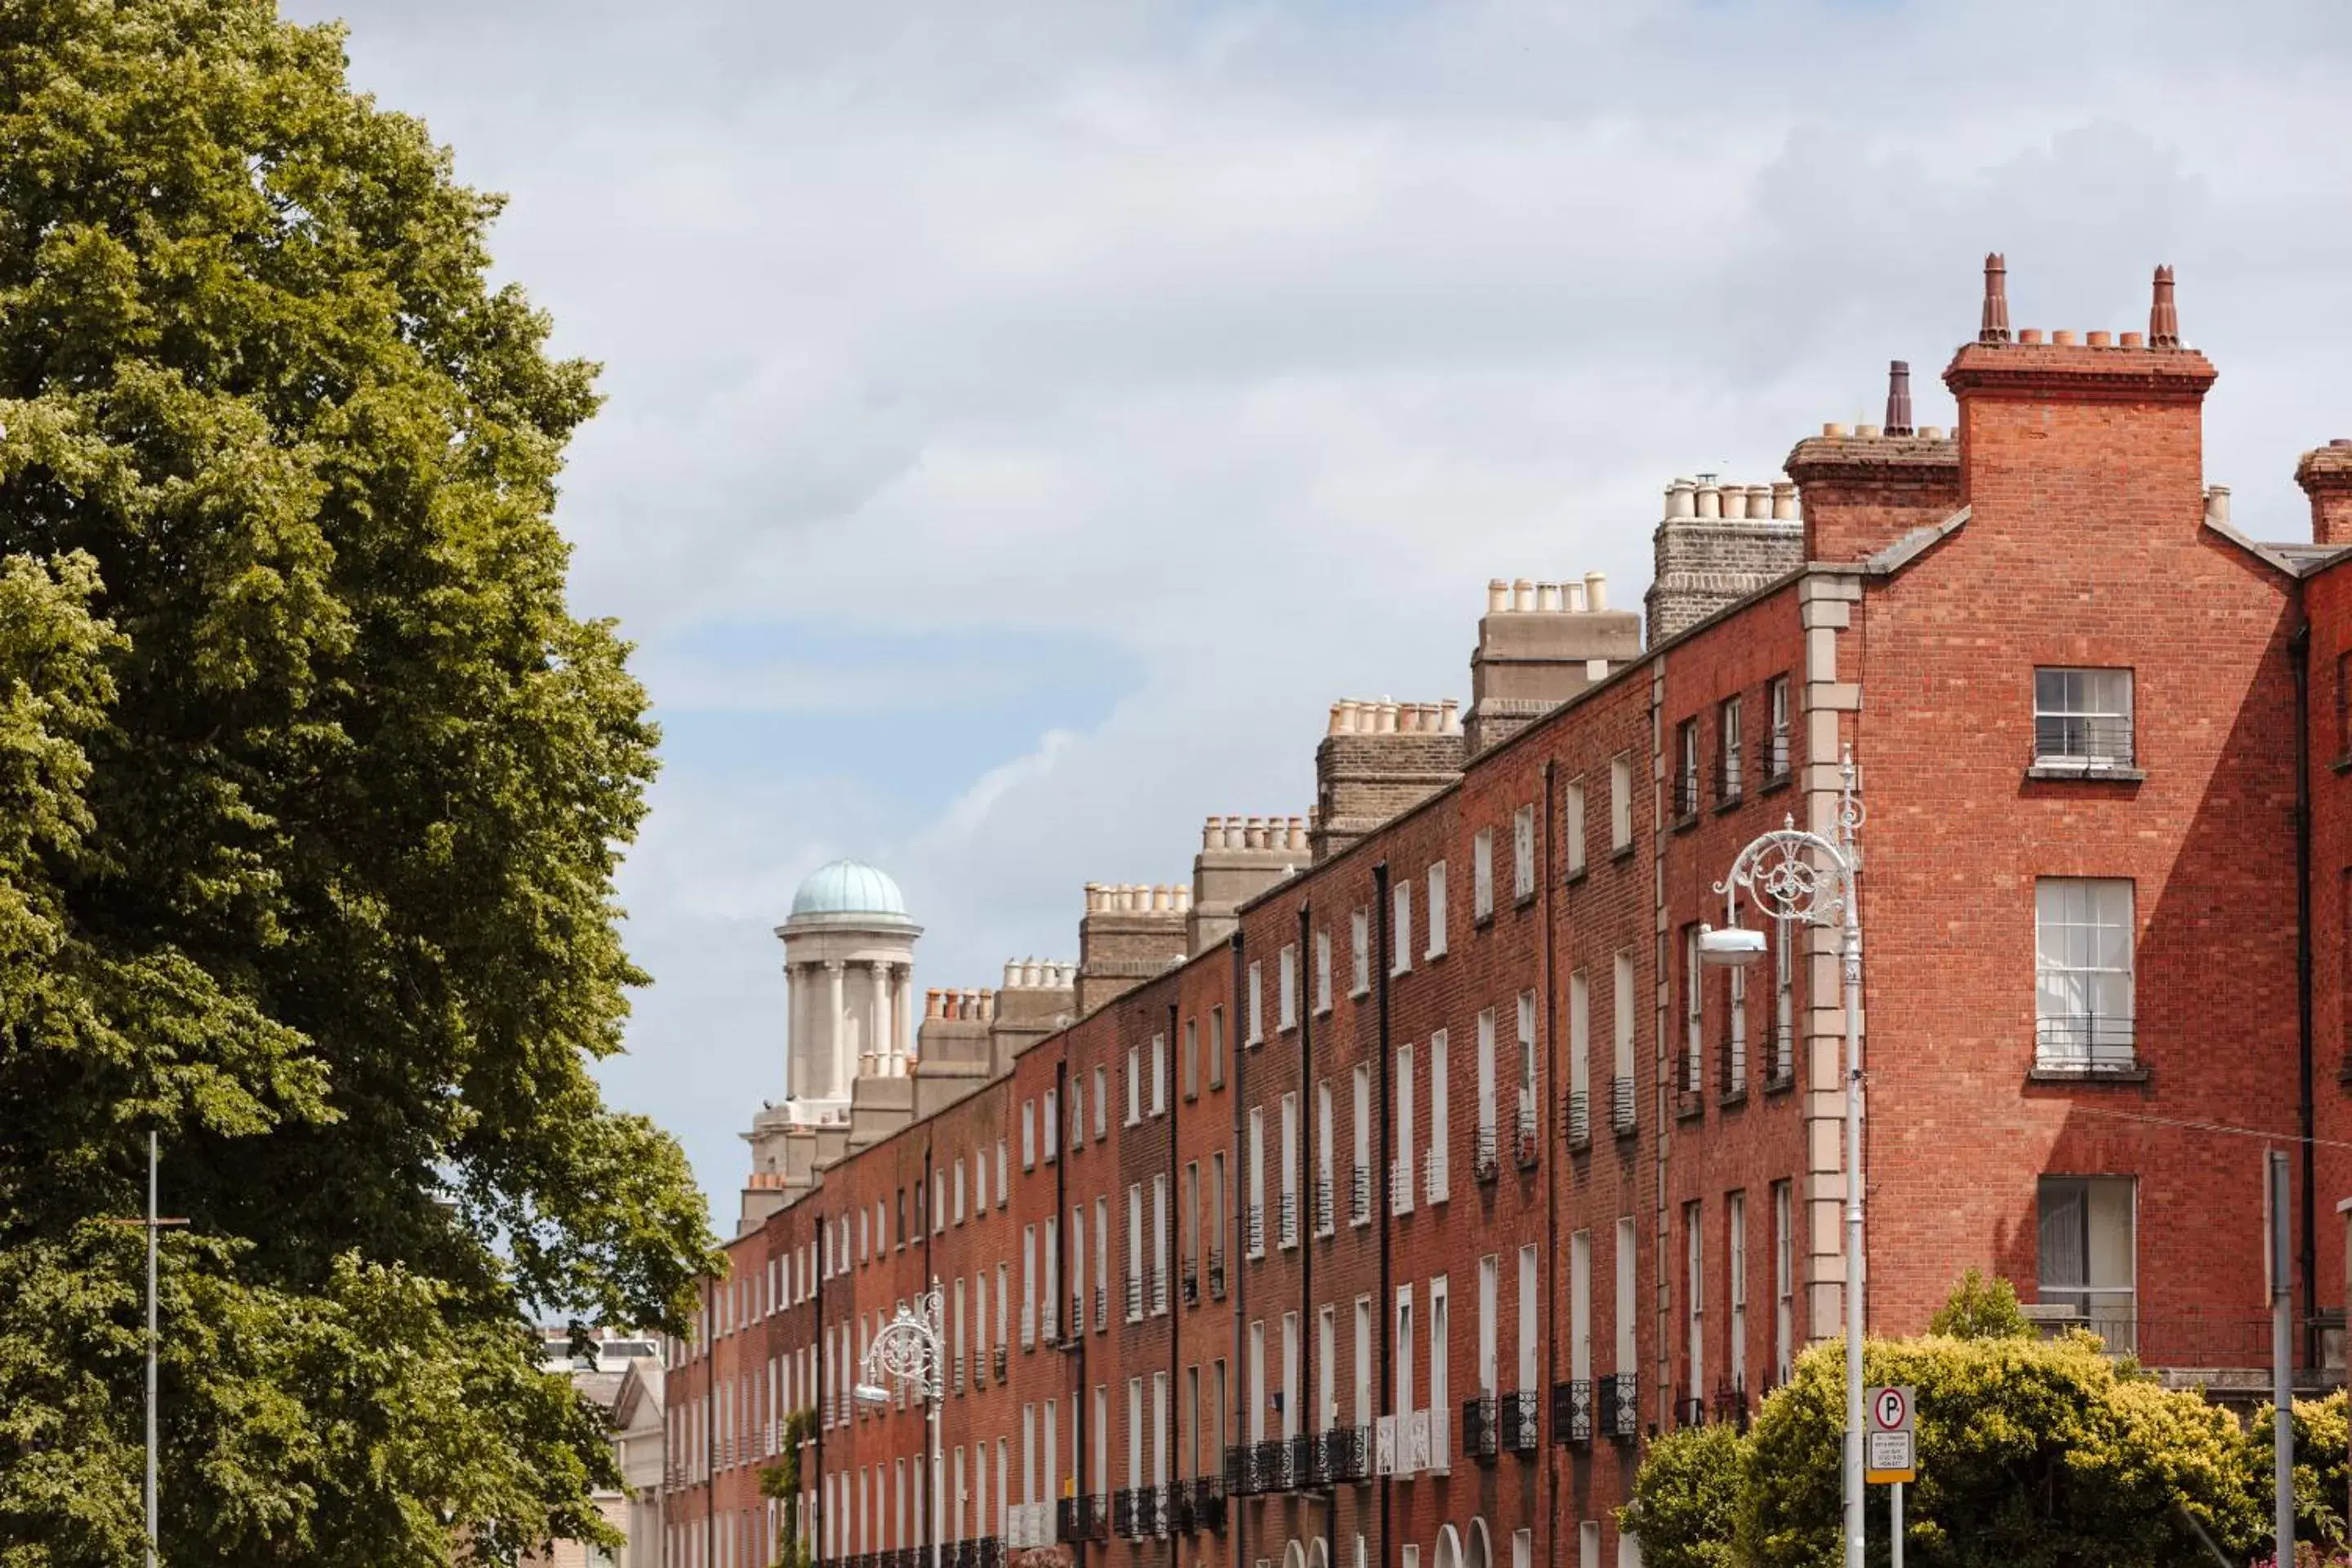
[1278,946,1299,1032]
[1314,929,1333,1016]
[1512,803,1536,901]
[1472,828,1495,920]
[2034,666,2134,769]
[1610,754,1633,851]
[1151,1034,1167,1116]
[1427,862,1449,958]
[1126,1047,1142,1126]
[1565,777,1588,877]
[1247,962,1264,1045]
[1351,909,1371,997]
[2034,877,2136,1071]
[1392,883,1413,975]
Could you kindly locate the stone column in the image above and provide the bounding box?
[786,959,806,1102]
[825,960,847,1098]
[869,960,892,1076]
[892,963,911,1068]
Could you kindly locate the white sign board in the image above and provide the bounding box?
[1865,1384,1916,1483]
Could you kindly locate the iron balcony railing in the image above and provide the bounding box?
[1597,1373,1640,1441]
[1722,1031,1748,1098]
[1191,1475,1226,1534]
[1423,1149,1448,1205]
[1020,1304,1036,1348]
[1474,1124,1499,1183]
[1277,1191,1298,1250]
[2032,715,2136,771]
[1259,1437,1295,1492]
[1314,1174,1334,1236]
[1070,1293,1085,1340]
[1766,724,1791,781]
[1151,1263,1168,1316]
[1056,1499,1084,1544]
[1182,1259,1200,1306]
[1462,1396,1499,1462]
[1094,1283,1107,1332]
[1352,1161,1373,1224]
[1610,1074,1637,1135]
[1501,1390,1541,1452]
[953,1351,966,1391]
[1552,1379,1592,1445]
[1675,767,1700,820]
[1713,1380,1751,1432]
[1040,1300,1058,1342]
[2034,1014,2137,1074]
[1126,1272,1144,1322]
[1564,1086,1590,1148]
[1515,1097,1539,1168]
[1245,1201,1265,1257]
[1208,1250,1227,1300]
[1288,1432,1317,1490]
[1325,1423,1371,1483]
[1111,1488,1135,1539]
[991,1345,1008,1381]
[978,1539,1001,1568]
[1390,1159,1414,1215]
[1676,1392,1707,1430]
[1137,1485,1163,1539]
[1160,1482,1190,1536]
[1223,1442,1260,1498]
[1718,744,1744,802]
[1767,1021,1795,1089]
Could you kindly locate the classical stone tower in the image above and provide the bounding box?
[776,859,920,1120]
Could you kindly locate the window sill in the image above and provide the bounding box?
[1762,1071,1797,1097]
[1758,771,1793,796]
[1564,865,1588,887]
[2025,761,2144,783]
[1351,984,1372,1000]
[1674,1091,1705,1122]
[1719,1087,1748,1109]
[1671,813,1701,834]
[2027,1062,2149,1085]
[1425,945,1448,963]
[2333,755,2352,777]
[1514,891,1537,911]
[1388,965,1410,981]
[1714,795,1744,816]
[1472,910,1495,929]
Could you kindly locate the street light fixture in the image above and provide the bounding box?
[862,1284,945,1568]
[1702,750,1866,1568]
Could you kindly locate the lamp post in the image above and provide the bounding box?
[1699,750,1864,1568]
[858,1282,944,1568]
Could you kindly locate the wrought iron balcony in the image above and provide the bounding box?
[1314,1174,1334,1235]
[1462,1396,1499,1462]
[953,1351,966,1392]
[1718,746,1744,803]
[991,1345,1008,1381]
[1389,1159,1413,1215]
[1150,1263,1167,1316]
[1713,1380,1751,1432]
[2031,715,2136,773]
[1245,1201,1265,1257]
[1287,1432,1316,1490]
[1182,1260,1200,1306]
[1277,1190,1298,1250]
[1321,1423,1371,1483]
[1474,1124,1499,1183]
[1500,1390,1540,1453]
[1515,1098,1539,1168]
[1552,1379,1592,1445]
[2034,1015,2137,1076]
[1208,1250,1227,1300]
[1258,1437,1294,1492]
[1223,1442,1259,1498]
[1126,1272,1144,1322]
[978,1538,1000,1568]
[1083,1493,1110,1540]
[1766,724,1791,781]
[1766,1024,1795,1090]
[1674,767,1700,820]
[1597,1372,1639,1441]
[1191,1475,1226,1534]
[1610,1074,1636,1136]
[1351,1162,1372,1224]
[1070,1293,1084,1341]
[1160,1481,1191,1536]
[1564,1087,1590,1149]
[1056,1499,1085,1543]
[1094,1283,1107,1332]
[1423,1149,1448,1205]
[1040,1301,1058,1342]
[1111,1488,1136,1539]
[1020,1304,1036,1348]
[1676,1392,1707,1430]
[1136,1485,1162,1539]
[1721,1031,1748,1099]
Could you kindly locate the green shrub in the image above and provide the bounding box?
[1619,1422,1750,1568]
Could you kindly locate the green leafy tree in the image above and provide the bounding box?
[1927,1268,2032,1341]
[0,1,720,1561]
[1618,1422,1749,1568]
[761,1408,817,1568]
[2248,1393,2352,1554]
[1737,1330,2260,1568]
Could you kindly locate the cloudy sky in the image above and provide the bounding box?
[283,0,2352,1218]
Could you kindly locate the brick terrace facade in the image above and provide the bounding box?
[656,259,2352,1568]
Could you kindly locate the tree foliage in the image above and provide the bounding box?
[761,1409,817,1568]
[1926,1268,2032,1341]
[0,1,719,1560]
[1618,1421,1748,1568]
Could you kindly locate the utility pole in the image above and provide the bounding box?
[104,1131,188,1568]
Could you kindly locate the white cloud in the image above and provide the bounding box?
[286,0,2352,1210]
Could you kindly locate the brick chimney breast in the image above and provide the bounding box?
[2296,442,2352,547]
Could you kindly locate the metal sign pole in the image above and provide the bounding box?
[1891,1481,1903,1568]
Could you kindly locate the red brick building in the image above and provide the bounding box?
[659,256,2352,1568]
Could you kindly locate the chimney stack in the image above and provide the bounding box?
[2149,264,2180,350]
[1979,252,2011,345]
[2296,441,2352,547]
[1884,360,1913,437]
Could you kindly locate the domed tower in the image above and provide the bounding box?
[777,858,922,1121]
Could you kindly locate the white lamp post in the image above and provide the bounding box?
[1699,750,1865,1568]
[861,1284,945,1568]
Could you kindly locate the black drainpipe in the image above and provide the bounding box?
[1371,861,1394,1568]
[1228,929,1249,1568]
[2294,620,2319,1350]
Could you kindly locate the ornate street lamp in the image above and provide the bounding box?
[1699,751,1865,1568]
[859,1283,945,1568]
